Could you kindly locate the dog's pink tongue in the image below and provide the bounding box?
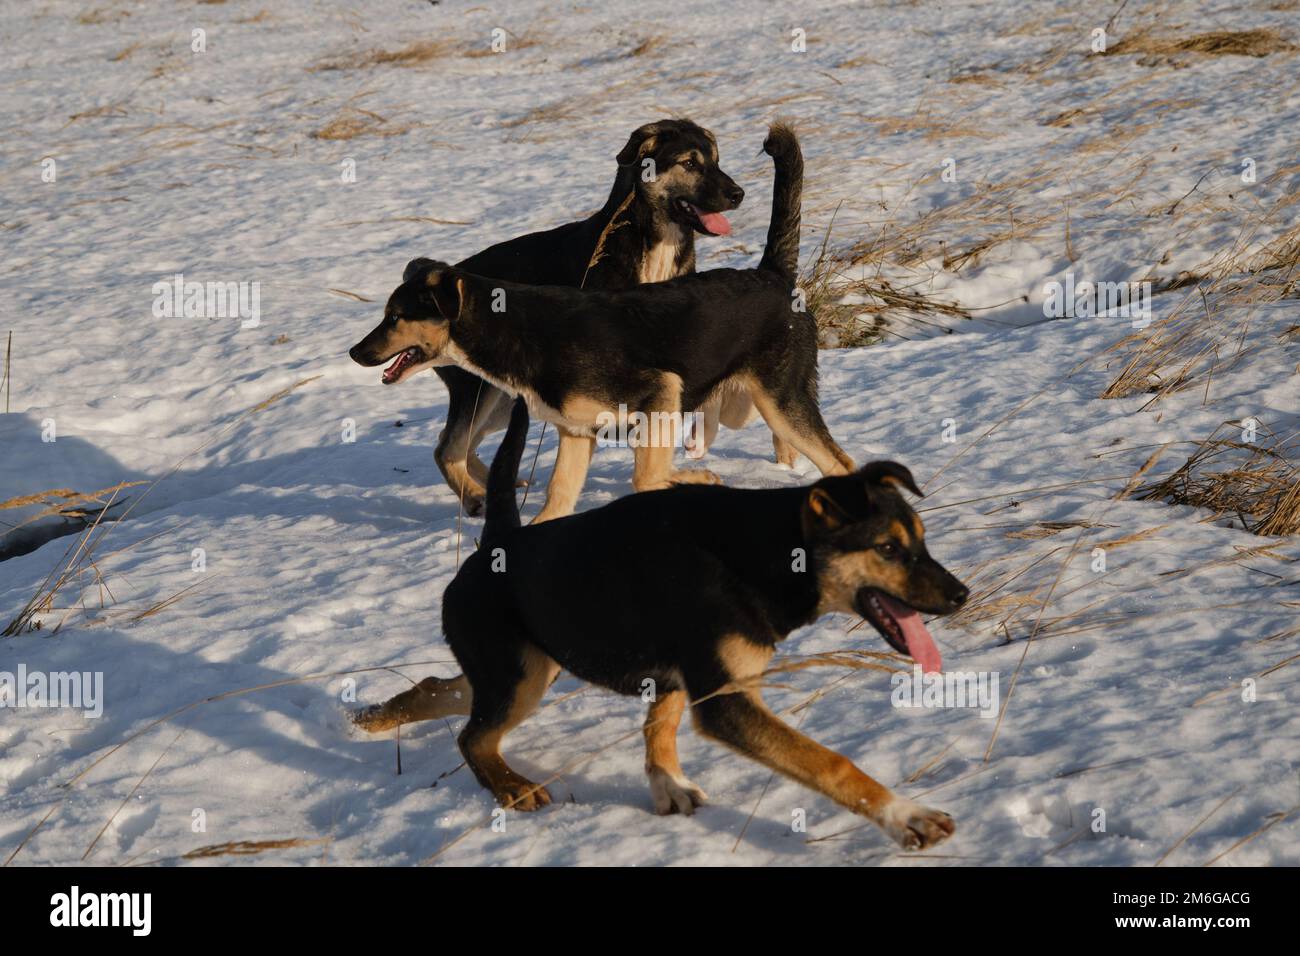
[694,207,731,236]
[879,594,943,674]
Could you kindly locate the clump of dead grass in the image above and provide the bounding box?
[314,34,540,71]
[1104,28,1296,59]
[184,838,328,859]
[800,216,969,348]
[1136,421,1300,536]
[313,39,454,71]
[310,107,417,141]
[625,35,666,58]
[1101,191,1300,403]
[462,34,540,59]
[77,7,129,25]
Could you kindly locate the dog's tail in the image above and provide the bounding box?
[483,397,530,544]
[757,122,803,285]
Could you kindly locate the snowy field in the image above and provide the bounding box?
[1,0,1297,866]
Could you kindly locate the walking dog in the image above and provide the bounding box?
[426,399,968,849]
[350,124,850,524]
[410,119,780,516]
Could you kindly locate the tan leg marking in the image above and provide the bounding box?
[632,372,718,491]
[460,645,560,811]
[694,635,954,850]
[435,386,513,510]
[464,389,513,488]
[534,428,596,523]
[773,434,798,467]
[743,377,854,476]
[352,674,471,733]
[644,689,707,815]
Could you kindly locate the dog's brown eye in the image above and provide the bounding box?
[680,158,697,171]
[877,543,901,560]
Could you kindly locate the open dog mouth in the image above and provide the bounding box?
[855,587,943,674]
[676,198,731,236]
[381,346,425,384]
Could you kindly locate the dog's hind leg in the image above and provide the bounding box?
[685,395,721,460]
[458,643,560,811]
[773,435,798,467]
[643,689,707,815]
[351,674,472,733]
[745,377,853,477]
[533,428,596,523]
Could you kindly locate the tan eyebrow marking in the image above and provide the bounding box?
[705,135,718,160]
[911,511,925,540]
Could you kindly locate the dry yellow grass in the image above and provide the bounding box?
[184,838,328,859]
[1005,520,1110,539]
[1137,422,1299,536]
[310,107,417,141]
[76,7,129,25]
[314,34,540,71]
[313,39,454,71]
[800,209,969,347]
[1105,28,1296,59]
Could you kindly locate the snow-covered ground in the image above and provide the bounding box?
[1,0,1296,866]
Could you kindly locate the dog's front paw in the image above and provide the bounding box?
[880,798,955,850]
[494,779,552,812]
[668,468,721,486]
[648,767,708,816]
[350,704,397,734]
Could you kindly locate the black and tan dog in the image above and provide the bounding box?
[350,124,849,523]
[410,399,968,850]
[409,119,778,516]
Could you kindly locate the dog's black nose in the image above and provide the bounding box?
[726,185,745,207]
[946,583,969,610]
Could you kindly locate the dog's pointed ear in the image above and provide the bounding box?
[402,257,438,283]
[616,121,666,166]
[859,461,924,498]
[803,485,854,533]
[423,267,464,321]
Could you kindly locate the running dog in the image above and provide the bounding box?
[350,124,848,524]
[429,399,968,850]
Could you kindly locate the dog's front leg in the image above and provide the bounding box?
[632,373,720,491]
[692,691,955,850]
[532,428,595,523]
[643,689,707,815]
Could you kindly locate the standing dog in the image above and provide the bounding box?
[350,124,849,523]
[418,119,766,516]
[428,399,967,850]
